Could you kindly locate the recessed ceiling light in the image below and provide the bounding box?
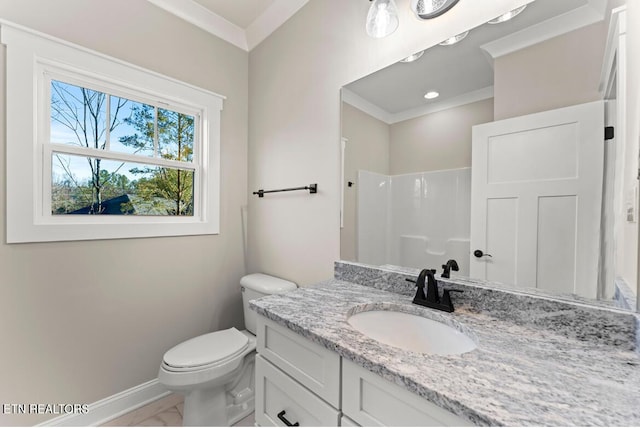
[487,5,527,24]
[424,91,440,100]
[400,51,425,63]
[439,31,469,46]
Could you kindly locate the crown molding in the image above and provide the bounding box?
[247,0,310,50]
[389,86,494,124]
[342,86,494,125]
[146,0,309,52]
[480,0,606,60]
[147,0,247,50]
[342,88,394,124]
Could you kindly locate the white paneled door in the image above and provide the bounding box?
[470,101,604,298]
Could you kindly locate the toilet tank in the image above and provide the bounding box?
[241,273,297,335]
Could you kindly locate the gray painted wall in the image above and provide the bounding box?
[494,22,606,120]
[389,99,494,175]
[341,102,390,262]
[0,1,248,425]
[248,0,533,286]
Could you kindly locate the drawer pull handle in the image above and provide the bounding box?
[277,410,300,426]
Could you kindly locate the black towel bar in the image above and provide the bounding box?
[253,183,317,198]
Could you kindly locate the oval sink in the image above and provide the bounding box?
[347,310,477,355]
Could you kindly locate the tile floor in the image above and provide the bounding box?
[100,394,255,427]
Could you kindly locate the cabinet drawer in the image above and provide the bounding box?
[342,360,473,427]
[256,315,341,407]
[255,355,340,427]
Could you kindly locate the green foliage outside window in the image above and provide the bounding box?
[50,80,195,216]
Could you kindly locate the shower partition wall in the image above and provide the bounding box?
[357,168,471,274]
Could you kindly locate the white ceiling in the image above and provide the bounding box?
[344,0,606,123]
[147,0,308,51]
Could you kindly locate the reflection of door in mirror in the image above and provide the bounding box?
[340,1,637,310]
[470,101,604,299]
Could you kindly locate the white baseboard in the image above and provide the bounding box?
[37,379,170,427]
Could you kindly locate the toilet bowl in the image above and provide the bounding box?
[158,273,297,426]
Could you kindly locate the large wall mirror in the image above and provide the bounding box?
[340,0,639,312]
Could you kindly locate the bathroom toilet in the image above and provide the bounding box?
[158,273,297,426]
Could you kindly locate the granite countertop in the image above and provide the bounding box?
[250,278,640,426]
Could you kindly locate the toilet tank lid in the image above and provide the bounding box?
[240,273,297,294]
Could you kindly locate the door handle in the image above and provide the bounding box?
[473,250,492,258]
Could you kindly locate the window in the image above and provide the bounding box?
[2,23,224,242]
[48,79,197,217]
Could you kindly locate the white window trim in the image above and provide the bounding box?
[1,21,224,243]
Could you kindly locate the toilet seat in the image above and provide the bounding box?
[162,327,249,373]
[157,273,295,426]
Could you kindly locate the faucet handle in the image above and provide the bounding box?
[412,269,435,286]
[408,277,427,301]
[409,269,432,302]
[441,288,464,311]
[423,269,439,303]
[441,259,459,278]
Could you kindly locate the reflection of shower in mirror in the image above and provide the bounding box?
[357,168,470,274]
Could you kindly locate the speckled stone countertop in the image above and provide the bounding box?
[250,265,640,426]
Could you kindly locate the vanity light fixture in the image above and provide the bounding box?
[487,5,527,24]
[424,91,440,99]
[366,0,400,38]
[411,0,460,20]
[367,0,461,38]
[400,50,425,63]
[439,30,469,46]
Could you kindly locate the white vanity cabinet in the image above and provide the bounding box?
[255,316,341,427]
[255,355,340,426]
[254,315,473,427]
[342,360,473,427]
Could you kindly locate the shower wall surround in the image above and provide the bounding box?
[357,168,471,272]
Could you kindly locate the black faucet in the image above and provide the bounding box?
[441,259,459,279]
[407,268,463,313]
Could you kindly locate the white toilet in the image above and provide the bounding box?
[158,273,297,426]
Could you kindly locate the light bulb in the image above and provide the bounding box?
[487,5,527,24]
[424,91,440,99]
[411,0,460,20]
[439,31,469,46]
[414,0,446,15]
[366,0,399,38]
[400,51,425,63]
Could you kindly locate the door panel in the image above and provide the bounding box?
[487,122,578,183]
[485,198,518,285]
[536,196,577,294]
[471,101,604,298]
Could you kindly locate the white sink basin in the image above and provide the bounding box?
[347,310,477,355]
